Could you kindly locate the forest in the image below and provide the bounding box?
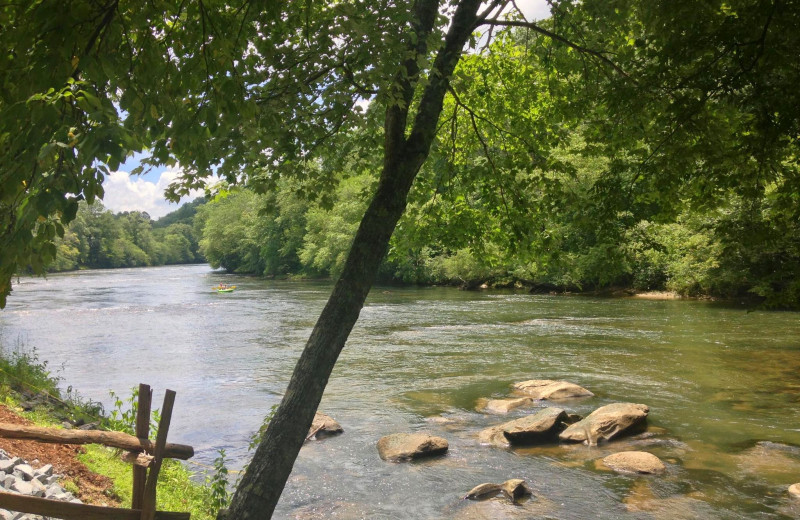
[53,153,800,308]
[47,198,205,271]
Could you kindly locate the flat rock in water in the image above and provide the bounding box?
[602,451,666,474]
[789,483,800,498]
[480,397,534,414]
[377,433,448,462]
[559,403,649,445]
[308,412,343,439]
[512,379,594,400]
[479,407,569,447]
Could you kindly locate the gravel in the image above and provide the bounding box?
[0,449,81,520]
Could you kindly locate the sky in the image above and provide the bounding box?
[102,154,212,219]
[102,0,551,220]
[511,0,551,21]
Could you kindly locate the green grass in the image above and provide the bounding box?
[78,446,217,520]
[0,342,61,396]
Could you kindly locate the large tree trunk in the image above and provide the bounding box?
[223,1,481,517]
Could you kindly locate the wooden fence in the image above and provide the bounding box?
[0,384,193,520]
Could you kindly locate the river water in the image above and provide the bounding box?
[1,264,799,519]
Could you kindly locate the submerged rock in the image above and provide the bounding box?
[377,433,448,462]
[308,412,343,440]
[602,451,666,474]
[512,380,594,400]
[789,483,800,498]
[479,407,571,447]
[733,441,800,482]
[559,403,649,445]
[479,397,534,414]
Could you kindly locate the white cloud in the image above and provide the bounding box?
[102,168,215,219]
[512,0,551,21]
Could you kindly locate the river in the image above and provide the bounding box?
[1,264,799,518]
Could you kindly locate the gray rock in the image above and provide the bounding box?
[512,379,594,400]
[36,464,54,477]
[14,464,34,481]
[0,509,13,520]
[377,433,448,462]
[45,484,63,499]
[10,479,34,495]
[0,460,15,473]
[29,478,46,497]
[2,475,15,489]
[559,403,649,445]
[479,407,572,447]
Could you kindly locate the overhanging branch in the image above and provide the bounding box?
[479,18,629,78]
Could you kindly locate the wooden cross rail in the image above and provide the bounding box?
[0,384,192,520]
[0,424,193,460]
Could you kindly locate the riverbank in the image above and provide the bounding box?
[16,262,776,309]
[0,347,220,519]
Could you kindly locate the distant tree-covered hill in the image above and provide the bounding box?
[48,199,206,272]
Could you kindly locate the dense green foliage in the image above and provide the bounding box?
[192,18,800,306]
[47,200,205,272]
[196,159,798,305]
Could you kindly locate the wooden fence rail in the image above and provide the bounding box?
[0,384,192,520]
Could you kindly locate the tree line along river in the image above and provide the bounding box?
[1,264,799,518]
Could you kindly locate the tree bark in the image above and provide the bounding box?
[223,1,481,518]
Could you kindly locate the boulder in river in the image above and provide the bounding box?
[479,407,572,447]
[464,482,503,500]
[308,412,343,440]
[602,451,666,474]
[789,483,800,498]
[501,478,532,503]
[377,433,448,462]
[464,479,532,503]
[512,379,594,400]
[479,397,534,414]
[559,403,649,445]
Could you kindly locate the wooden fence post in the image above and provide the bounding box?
[132,383,152,510]
[140,389,176,520]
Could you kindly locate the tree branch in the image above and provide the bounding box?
[479,18,629,78]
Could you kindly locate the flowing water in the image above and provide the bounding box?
[1,264,799,519]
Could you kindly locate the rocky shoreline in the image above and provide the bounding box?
[0,449,82,520]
